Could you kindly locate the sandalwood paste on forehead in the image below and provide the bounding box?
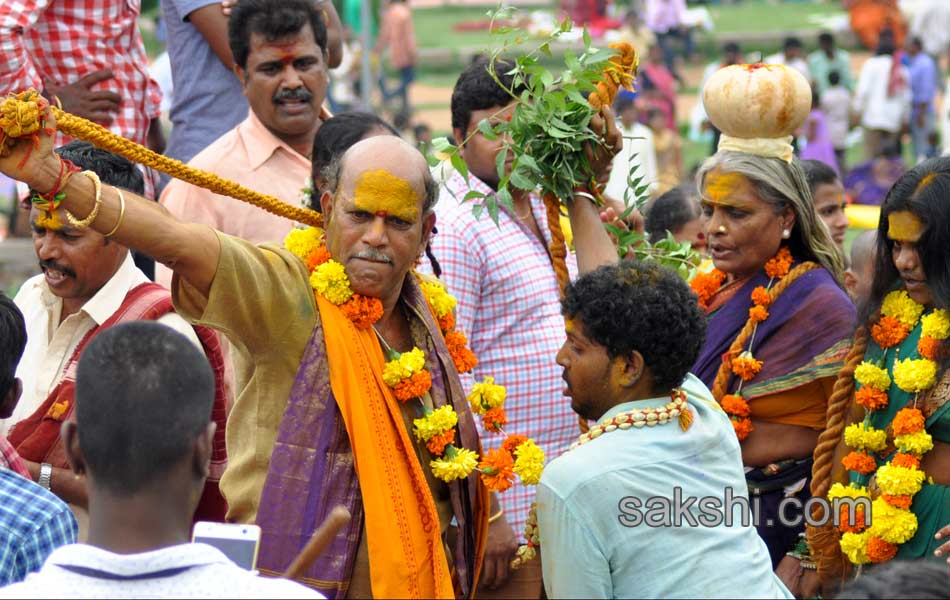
[888,211,925,243]
[353,169,420,222]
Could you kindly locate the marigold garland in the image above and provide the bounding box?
[478,448,516,493]
[835,290,950,568]
[749,305,769,323]
[764,247,793,279]
[689,268,727,310]
[720,394,751,418]
[751,286,771,307]
[732,352,763,381]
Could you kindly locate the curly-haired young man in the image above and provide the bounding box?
[537,261,791,598]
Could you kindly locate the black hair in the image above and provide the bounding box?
[877,29,897,55]
[784,37,803,50]
[818,32,834,46]
[867,157,950,333]
[562,261,706,392]
[645,186,701,244]
[413,123,431,138]
[310,111,399,204]
[723,41,740,54]
[451,58,523,134]
[836,560,950,599]
[75,322,214,495]
[228,0,328,70]
[828,70,841,86]
[801,158,840,196]
[0,293,26,401]
[55,141,144,194]
[614,94,636,113]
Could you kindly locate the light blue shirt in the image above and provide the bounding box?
[537,374,791,599]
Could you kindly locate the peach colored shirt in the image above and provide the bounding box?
[377,3,416,69]
[156,111,310,287]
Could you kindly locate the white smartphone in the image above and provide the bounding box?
[192,522,261,571]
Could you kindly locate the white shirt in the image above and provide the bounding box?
[764,52,811,81]
[606,121,658,200]
[6,254,200,436]
[0,543,323,598]
[853,55,911,133]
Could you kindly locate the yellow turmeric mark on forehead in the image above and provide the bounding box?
[888,211,925,243]
[565,318,575,335]
[703,171,748,206]
[36,211,62,231]
[916,173,937,194]
[353,169,420,222]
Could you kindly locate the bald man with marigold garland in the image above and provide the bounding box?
[0,110,561,596]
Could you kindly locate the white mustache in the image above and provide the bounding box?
[353,249,393,264]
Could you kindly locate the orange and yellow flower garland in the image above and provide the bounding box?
[835,290,950,565]
[283,227,546,495]
[690,247,794,440]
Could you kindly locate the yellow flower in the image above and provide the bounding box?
[854,362,891,391]
[413,406,459,442]
[844,423,888,453]
[867,498,918,544]
[467,377,507,414]
[875,464,926,497]
[895,430,934,455]
[430,448,478,482]
[420,280,457,318]
[513,439,545,485]
[921,310,950,340]
[382,347,427,386]
[881,290,925,329]
[839,531,871,565]
[827,483,870,501]
[311,260,353,305]
[284,226,324,260]
[892,358,938,393]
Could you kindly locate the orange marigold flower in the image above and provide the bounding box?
[340,295,384,329]
[437,311,455,333]
[748,305,769,323]
[720,394,751,418]
[305,246,332,270]
[731,354,763,381]
[891,452,921,469]
[393,370,433,402]
[866,536,898,563]
[690,269,727,310]
[838,503,866,534]
[871,316,911,349]
[482,407,508,432]
[751,286,772,307]
[855,386,889,412]
[892,408,926,436]
[918,336,944,361]
[445,330,478,373]
[502,434,528,455]
[479,448,516,493]
[732,417,753,441]
[842,451,878,475]
[426,428,456,456]
[881,493,913,510]
[764,247,793,279]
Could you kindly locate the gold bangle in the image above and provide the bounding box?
[65,170,102,229]
[103,187,126,238]
[488,510,504,524]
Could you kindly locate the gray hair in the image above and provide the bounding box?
[321,155,439,217]
[696,152,844,282]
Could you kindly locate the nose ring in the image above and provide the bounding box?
[717,225,726,233]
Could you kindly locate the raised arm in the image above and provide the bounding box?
[0,111,219,296]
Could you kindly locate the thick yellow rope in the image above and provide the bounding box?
[0,90,323,228]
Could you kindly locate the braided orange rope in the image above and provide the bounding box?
[806,326,867,586]
[0,90,323,228]
[710,262,820,400]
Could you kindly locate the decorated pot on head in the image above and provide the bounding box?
[702,64,812,163]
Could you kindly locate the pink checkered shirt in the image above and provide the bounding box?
[423,171,578,533]
[0,0,162,147]
[0,435,30,479]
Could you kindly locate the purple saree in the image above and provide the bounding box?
[255,276,484,598]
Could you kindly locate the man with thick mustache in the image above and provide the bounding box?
[3,142,230,538]
[156,0,329,287]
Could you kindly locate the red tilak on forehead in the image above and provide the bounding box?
[375,211,388,218]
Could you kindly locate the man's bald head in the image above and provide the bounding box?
[326,136,439,217]
[850,230,877,273]
[845,229,877,305]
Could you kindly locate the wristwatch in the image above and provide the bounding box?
[38,463,52,491]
